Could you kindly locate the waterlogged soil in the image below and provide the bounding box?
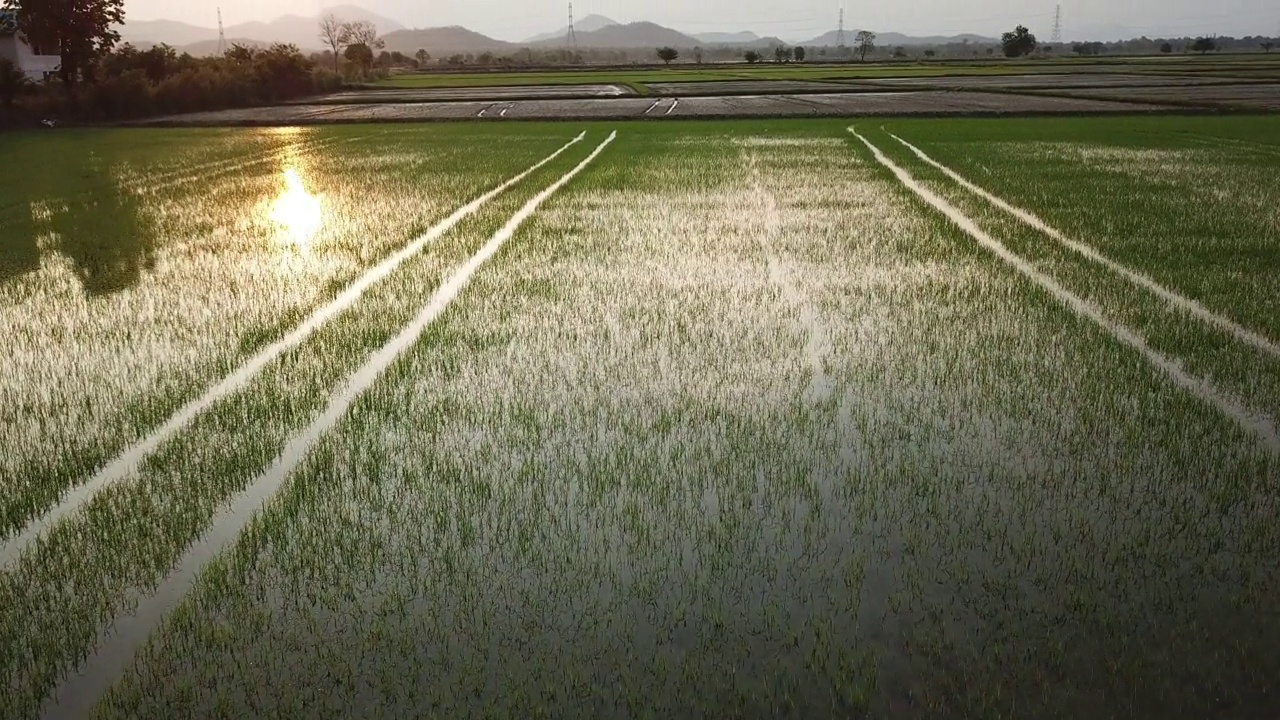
[2,118,1279,720]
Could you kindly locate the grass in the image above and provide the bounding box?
[1,117,1278,719]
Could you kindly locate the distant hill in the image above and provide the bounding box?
[381,26,516,55]
[536,21,701,49]
[118,5,405,52]
[524,14,619,43]
[693,31,761,45]
[118,19,217,47]
[802,29,997,46]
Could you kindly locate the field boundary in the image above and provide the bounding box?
[849,126,1280,453]
[0,131,588,571]
[888,130,1280,360]
[37,130,620,720]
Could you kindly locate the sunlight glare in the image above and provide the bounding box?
[270,168,322,248]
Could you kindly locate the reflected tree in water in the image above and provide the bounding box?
[1,137,156,297]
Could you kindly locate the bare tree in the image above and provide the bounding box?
[342,21,385,51]
[318,14,347,72]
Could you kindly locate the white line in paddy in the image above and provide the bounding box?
[38,130,618,720]
[0,131,589,572]
[664,98,680,115]
[849,127,1280,454]
[500,105,511,117]
[887,131,1280,361]
[644,99,662,115]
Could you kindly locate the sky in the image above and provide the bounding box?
[121,0,1277,42]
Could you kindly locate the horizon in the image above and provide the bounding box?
[119,0,1276,44]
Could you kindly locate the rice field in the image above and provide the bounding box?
[2,116,1279,719]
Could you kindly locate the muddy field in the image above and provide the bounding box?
[1030,82,1280,111]
[138,91,1166,126]
[298,84,637,105]
[856,73,1258,89]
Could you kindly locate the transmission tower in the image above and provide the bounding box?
[567,2,577,50]
[1050,3,1063,44]
[836,2,846,47]
[217,7,226,55]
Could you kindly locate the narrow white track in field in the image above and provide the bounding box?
[37,131,618,720]
[851,127,1280,454]
[0,132,588,571]
[888,131,1280,361]
[644,99,662,114]
[665,98,680,115]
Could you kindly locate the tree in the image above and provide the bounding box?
[4,0,125,87]
[1160,42,1173,53]
[1001,25,1037,58]
[415,49,430,66]
[0,55,30,106]
[855,30,876,62]
[693,46,704,64]
[793,45,806,62]
[342,20,384,52]
[656,46,678,64]
[893,46,907,58]
[774,45,793,63]
[1263,42,1275,53]
[743,50,761,64]
[923,49,936,58]
[318,14,348,72]
[344,42,374,75]
[1191,37,1216,54]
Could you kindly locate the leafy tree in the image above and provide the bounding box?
[318,14,347,72]
[1191,37,1216,54]
[893,46,907,58]
[1001,25,1037,58]
[743,50,761,64]
[3,0,125,87]
[1160,42,1173,53]
[656,46,678,64]
[923,49,936,58]
[415,49,430,65]
[855,30,876,62]
[773,45,793,63]
[344,42,374,75]
[0,55,30,106]
[693,46,703,64]
[793,45,805,62]
[1263,42,1275,53]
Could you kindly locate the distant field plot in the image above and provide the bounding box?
[1027,82,1280,110]
[2,116,1279,720]
[304,84,638,104]
[372,54,1280,91]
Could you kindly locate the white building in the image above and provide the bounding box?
[0,11,60,82]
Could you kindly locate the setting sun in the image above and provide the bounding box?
[269,168,321,248]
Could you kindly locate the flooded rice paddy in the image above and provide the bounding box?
[1,117,1279,719]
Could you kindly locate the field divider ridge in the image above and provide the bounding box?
[37,130,619,720]
[0,130,588,572]
[848,126,1280,455]
[886,129,1280,361]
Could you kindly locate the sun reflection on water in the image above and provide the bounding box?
[270,167,322,249]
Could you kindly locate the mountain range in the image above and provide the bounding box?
[116,5,998,57]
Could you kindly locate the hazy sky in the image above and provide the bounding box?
[122,0,1275,42]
